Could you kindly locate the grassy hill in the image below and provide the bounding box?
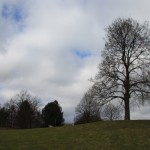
[0,120,150,150]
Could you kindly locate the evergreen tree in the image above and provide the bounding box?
[42,100,64,127]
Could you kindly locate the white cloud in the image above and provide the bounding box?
[0,0,150,122]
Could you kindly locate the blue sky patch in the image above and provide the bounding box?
[12,6,22,22]
[1,3,23,22]
[74,49,92,59]
[1,4,10,18]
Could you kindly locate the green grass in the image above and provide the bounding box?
[0,120,150,150]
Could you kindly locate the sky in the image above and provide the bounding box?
[0,0,150,122]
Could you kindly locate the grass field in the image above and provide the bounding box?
[0,120,150,150]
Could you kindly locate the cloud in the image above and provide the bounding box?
[0,0,150,122]
[131,105,150,120]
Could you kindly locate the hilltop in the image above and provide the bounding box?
[0,120,150,150]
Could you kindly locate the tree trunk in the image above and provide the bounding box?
[124,98,130,120]
[124,65,130,120]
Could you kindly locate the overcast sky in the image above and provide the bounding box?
[0,0,150,122]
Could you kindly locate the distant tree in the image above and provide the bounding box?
[102,103,122,120]
[4,99,17,128]
[15,90,41,128]
[42,100,64,127]
[0,107,9,127]
[33,111,43,128]
[16,100,34,129]
[94,18,150,120]
[4,90,41,129]
[0,91,42,129]
[74,88,101,124]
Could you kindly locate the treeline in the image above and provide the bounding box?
[0,90,64,129]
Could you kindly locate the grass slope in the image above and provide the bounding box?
[0,121,150,150]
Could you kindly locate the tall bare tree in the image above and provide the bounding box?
[94,18,150,120]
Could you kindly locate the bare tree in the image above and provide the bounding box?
[94,18,150,120]
[74,88,101,124]
[102,103,122,120]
